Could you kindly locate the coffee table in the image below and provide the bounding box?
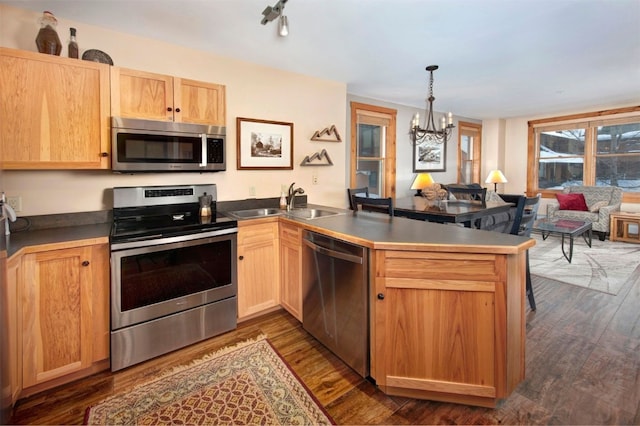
[532,218,592,263]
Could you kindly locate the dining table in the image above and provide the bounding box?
[394,196,514,228]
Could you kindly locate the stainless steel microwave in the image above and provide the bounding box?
[111,117,226,173]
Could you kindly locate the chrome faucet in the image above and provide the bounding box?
[287,182,305,211]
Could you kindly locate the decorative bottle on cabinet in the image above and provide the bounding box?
[35,11,62,55]
[68,27,79,58]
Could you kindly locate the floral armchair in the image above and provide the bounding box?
[546,185,623,240]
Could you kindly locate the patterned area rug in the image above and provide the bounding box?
[529,233,640,295]
[85,335,333,425]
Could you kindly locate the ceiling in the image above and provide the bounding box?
[4,0,640,120]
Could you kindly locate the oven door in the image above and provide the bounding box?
[111,232,236,330]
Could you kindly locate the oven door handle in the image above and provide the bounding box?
[200,134,207,168]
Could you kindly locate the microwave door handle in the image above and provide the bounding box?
[200,134,207,167]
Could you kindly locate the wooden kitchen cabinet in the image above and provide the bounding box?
[372,249,525,408]
[110,67,226,125]
[20,241,109,395]
[4,254,21,404]
[237,221,281,320]
[279,222,302,321]
[0,48,111,169]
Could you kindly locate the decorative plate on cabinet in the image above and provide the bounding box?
[81,49,113,65]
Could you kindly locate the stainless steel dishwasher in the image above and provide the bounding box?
[302,230,369,377]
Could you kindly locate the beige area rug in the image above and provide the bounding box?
[529,233,640,295]
[85,335,333,425]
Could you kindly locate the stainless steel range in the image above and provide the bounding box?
[110,184,237,371]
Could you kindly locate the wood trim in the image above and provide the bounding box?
[527,105,640,203]
[349,101,397,199]
[457,121,482,184]
[386,376,496,398]
[528,105,640,126]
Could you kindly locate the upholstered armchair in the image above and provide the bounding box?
[546,186,623,240]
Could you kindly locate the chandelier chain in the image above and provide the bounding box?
[410,65,454,146]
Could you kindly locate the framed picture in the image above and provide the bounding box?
[413,140,446,172]
[236,117,294,170]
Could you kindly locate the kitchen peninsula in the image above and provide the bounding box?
[279,209,532,408]
[5,206,532,409]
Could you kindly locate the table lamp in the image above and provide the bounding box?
[485,169,508,192]
[411,173,435,196]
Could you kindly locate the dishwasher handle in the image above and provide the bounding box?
[302,237,364,264]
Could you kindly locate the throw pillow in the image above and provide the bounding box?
[556,193,589,211]
[589,200,608,212]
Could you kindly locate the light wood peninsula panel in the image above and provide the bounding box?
[372,249,526,408]
[0,48,110,169]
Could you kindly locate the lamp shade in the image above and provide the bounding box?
[411,173,435,195]
[485,169,507,191]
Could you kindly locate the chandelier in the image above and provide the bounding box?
[410,65,455,145]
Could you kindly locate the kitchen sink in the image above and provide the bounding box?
[226,208,283,219]
[287,208,344,220]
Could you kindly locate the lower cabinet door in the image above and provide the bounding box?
[21,244,108,388]
[237,222,280,320]
[279,223,302,321]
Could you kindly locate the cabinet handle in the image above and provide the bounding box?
[82,260,90,267]
[175,108,181,113]
[100,152,109,157]
[239,255,244,260]
[167,107,173,112]
[377,293,385,300]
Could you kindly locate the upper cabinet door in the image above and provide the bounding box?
[175,78,226,126]
[110,67,174,121]
[111,68,226,126]
[0,48,110,169]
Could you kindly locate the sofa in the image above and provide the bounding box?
[546,185,623,240]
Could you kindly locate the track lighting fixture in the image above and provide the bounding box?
[261,0,289,36]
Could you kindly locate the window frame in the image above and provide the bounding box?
[349,102,397,199]
[527,105,640,204]
[457,121,482,184]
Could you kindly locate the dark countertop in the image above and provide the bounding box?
[6,199,533,259]
[6,223,112,257]
[281,210,533,254]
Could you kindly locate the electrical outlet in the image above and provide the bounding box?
[249,186,256,197]
[6,195,22,212]
[312,173,318,185]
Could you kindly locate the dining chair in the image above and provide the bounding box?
[352,195,394,217]
[347,187,369,210]
[499,193,541,311]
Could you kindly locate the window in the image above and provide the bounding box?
[528,106,640,203]
[457,121,482,184]
[350,102,396,198]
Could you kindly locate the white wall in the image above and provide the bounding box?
[0,4,347,215]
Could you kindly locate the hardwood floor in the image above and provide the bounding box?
[10,270,640,425]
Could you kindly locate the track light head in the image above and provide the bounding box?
[278,15,289,36]
[261,0,289,28]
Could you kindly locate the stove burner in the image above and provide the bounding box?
[111,184,237,245]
